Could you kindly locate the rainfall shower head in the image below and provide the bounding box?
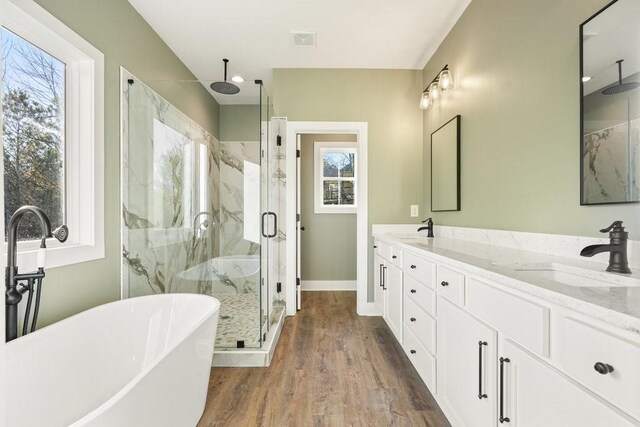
[210,59,240,95]
[602,59,640,95]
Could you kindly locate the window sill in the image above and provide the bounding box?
[13,242,105,272]
[315,206,357,214]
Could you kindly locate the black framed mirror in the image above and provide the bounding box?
[580,0,640,205]
[431,115,461,212]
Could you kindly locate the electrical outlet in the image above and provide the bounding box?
[410,205,419,217]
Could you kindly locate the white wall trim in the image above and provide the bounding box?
[286,121,369,316]
[301,280,357,291]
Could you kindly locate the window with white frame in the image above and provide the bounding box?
[1,0,104,269]
[314,141,357,214]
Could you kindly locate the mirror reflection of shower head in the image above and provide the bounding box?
[602,59,640,95]
[210,59,240,95]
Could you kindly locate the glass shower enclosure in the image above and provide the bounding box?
[121,73,285,350]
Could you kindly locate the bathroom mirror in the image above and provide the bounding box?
[581,0,640,205]
[431,115,460,212]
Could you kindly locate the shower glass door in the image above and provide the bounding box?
[122,74,272,349]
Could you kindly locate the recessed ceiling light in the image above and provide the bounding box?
[582,76,592,83]
[231,75,244,83]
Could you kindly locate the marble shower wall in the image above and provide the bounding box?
[269,118,287,309]
[122,79,221,298]
[583,119,640,203]
[219,141,261,294]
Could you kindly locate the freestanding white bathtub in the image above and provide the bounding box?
[4,294,220,427]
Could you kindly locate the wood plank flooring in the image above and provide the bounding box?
[198,291,450,426]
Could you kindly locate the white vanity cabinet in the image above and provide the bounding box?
[373,253,385,317]
[385,262,403,343]
[371,233,640,427]
[498,339,636,426]
[437,297,497,427]
[374,240,403,343]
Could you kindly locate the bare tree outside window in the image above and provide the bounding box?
[322,151,355,205]
[1,28,65,241]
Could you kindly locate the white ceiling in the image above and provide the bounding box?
[128,0,471,104]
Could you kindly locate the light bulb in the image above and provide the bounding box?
[439,69,453,90]
[420,92,430,109]
[582,76,591,83]
[231,75,244,83]
[429,82,440,101]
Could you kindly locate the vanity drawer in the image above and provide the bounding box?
[403,326,437,392]
[403,252,436,288]
[379,242,392,261]
[466,278,549,356]
[559,317,640,419]
[404,274,436,317]
[389,247,403,268]
[436,264,465,306]
[404,294,436,354]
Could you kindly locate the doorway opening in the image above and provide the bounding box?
[285,122,374,316]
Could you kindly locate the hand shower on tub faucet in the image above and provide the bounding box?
[5,206,68,342]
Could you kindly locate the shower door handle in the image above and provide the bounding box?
[261,212,268,238]
[268,212,278,238]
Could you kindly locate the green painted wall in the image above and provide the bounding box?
[300,133,357,281]
[422,0,640,240]
[219,105,260,141]
[273,68,424,299]
[32,0,220,327]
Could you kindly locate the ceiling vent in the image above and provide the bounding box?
[291,31,316,48]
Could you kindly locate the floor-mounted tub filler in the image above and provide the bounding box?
[5,294,220,427]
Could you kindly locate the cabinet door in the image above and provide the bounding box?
[437,297,497,427]
[374,254,385,316]
[499,339,636,427]
[385,263,403,343]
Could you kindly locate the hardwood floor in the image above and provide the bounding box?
[198,291,450,426]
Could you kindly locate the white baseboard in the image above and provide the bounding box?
[301,280,357,291]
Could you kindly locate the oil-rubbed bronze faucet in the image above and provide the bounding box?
[5,206,68,342]
[418,217,434,238]
[580,221,631,274]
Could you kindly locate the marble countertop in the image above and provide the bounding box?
[374,232,640,335]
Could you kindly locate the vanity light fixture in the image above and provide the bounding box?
[420,91,430,109]
[419,64,451,110]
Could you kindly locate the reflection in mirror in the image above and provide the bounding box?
[431,115,461,212]
[581,0,640,204]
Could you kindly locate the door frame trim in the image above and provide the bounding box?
[285,121,373,316]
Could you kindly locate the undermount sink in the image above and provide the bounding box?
[511,263,640,288]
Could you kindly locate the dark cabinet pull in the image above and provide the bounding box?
[382,266,387,290]
[594,362,614,375]
[478,341,488,399]
[392,255,397,259]
[410,289,416,294]
[410,265,417,269]
[374,245,377,248]
[379,264,384,288]
[499,357,510,423]
[441,281,449,287]
[410,317,416,322]
[410,349,416,354]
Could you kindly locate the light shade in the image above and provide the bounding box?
[419,92,430,109]
[438,69,453,90]
[429,82,440,101]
